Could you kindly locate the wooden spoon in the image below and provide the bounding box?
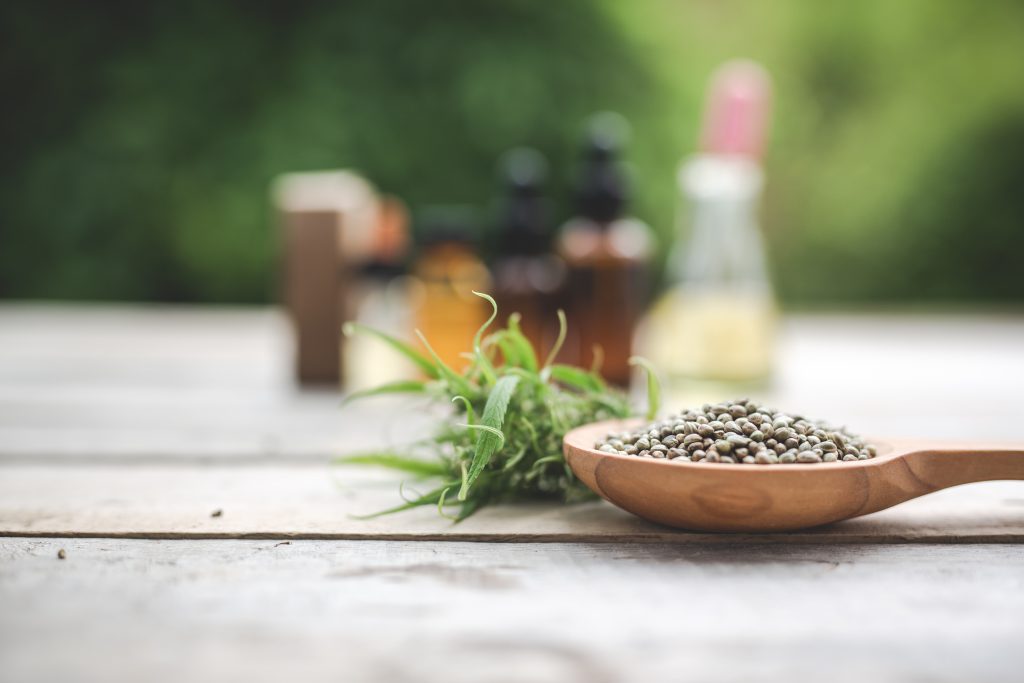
[563,418,1024,532]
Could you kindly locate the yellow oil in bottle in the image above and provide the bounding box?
[644,288,776,384]
[412,242,490,372]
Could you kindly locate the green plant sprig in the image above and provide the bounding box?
[337,292,659,520]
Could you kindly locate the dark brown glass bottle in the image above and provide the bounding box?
[556,118,653,385]
[491,149,566,358]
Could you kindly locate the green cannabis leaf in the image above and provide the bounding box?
[337,293,658,520]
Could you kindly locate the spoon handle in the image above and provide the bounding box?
[905,445,1024,490]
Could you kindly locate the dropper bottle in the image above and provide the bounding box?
[556,113,653,386]
[643,61,776,391]
[491,148,566,355]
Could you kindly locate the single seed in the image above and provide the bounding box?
[751,430,764,442]
[797,452,823,463]
[662,435,679,448]
[714,439,733,454]
[823,452,839,462]
[725,433,748,446]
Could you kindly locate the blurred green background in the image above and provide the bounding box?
[2,0,1023,305]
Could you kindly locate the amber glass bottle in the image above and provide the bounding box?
[556,116,653,386]
[491,149,566,357]
[412,208,491,372]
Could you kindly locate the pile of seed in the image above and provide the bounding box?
[597,399,876,464]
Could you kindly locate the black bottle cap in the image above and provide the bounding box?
[575,112,631,223]
[416,205,480,247]
[495,148,550,256]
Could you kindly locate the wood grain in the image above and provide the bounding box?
[565,420,1024,532]
[2,306,1023,682]
[1,463,1022,542]
[2,538,1022,683]
[2,306,1023,463]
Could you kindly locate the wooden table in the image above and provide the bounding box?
[2,304,1023,682]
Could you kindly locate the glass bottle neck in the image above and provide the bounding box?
[670,155,769,290]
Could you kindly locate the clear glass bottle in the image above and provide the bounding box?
[344,196,417,392]
[642,61,775,391]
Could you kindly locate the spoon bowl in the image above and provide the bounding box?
[563,418,1024,532]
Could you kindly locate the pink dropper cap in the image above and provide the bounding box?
[699,60,772,160]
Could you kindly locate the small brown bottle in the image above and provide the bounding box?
[411,207,491,372]
[491,149,566,357]
[556,115,653,385]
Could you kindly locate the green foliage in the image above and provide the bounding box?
[0,0,662,301]
[335,294,657,520]
[2,0,1023,303]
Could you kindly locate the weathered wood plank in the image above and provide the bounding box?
[1,538,1022,683]
[1,463,1021,542]
[2,305,1023,463]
